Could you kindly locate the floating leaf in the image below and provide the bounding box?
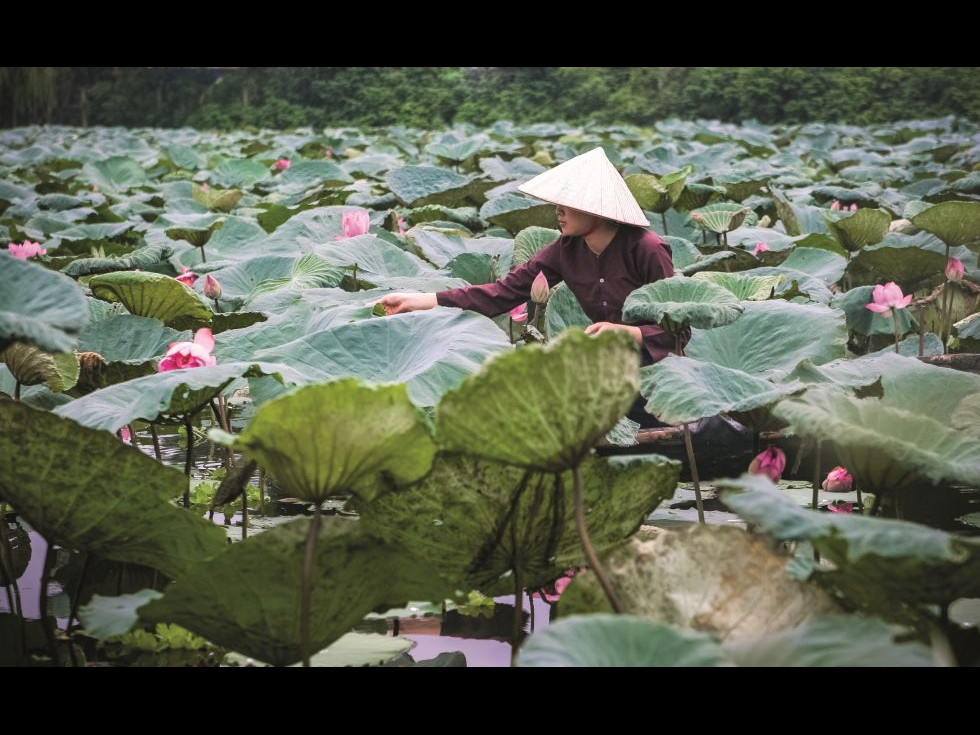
[232,380,435,504]
[480,194,556,233]
[0,256,88,353]
[622,276,743,333]
[691,271,785,301]
[0,401,226,578]
[517,614,729,668]
[88,271,213,325]
[436,330,639,472]
[386,166,492,207]
[779,247,847,286]
[82,156,149,193]
[62,241,174,277]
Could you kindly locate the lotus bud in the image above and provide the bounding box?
[748,445,786,483]
[830,200,841,211]
[204,274,222,300]
[509,303,528,322]
[752,242,770,257]
[849,203,858,211]
[530,271,550,303]
[946,258,965,282]
[275,158,291,170]
[175,266,198,287]
[827,500,853,514]
[821,466,853,493]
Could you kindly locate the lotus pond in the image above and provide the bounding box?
[1,118,979,667]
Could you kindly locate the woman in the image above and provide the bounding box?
[379,147,680,368]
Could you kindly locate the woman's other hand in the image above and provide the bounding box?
[376,293,438,315]
[584,322,642,343]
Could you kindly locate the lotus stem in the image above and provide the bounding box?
[39,539,58,664]
[661,212,669,236]
[527,589,535,633]
[511,565,524,667]
[352,263,358,291]
[241,488,248,540]
[893,316,901,354]
[14,381,21,401]
[0,516,23,620]
[811,441,822,563]
[300,506,322,667]
[66,552,90,667]
[572,464,622,613]
[918,304,926,357]
[150,423,162,461]
[200,246,207,264]
[855,484,863,514]
[212,298,221,314]
[258,468,266,517]
[682,423,706,525]
[183,415,194,508]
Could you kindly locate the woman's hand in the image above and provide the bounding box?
[584,322,643,343]
[376,293,438,315]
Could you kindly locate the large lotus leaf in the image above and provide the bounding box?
[386,166,492,208]
[742,266,835,305]
[233,381,435,504]
[79,590,165,639]
[404,205,482,231]
[512,226,560,269]
[691,271,785,301]
[664,236,701,271]
[436,330,639,472]
[62,241,174,277]
[793,232,849,258]
[480,195,556,233]
[952,393,980,434]
[543,282,592,338]
[210,158,270,189]
[191,183,243,213]
[953,311,980,339]
[721,475,980,607]
[849,241,948,292]
[0,343,78,392]
[727,226,796,252]
[141,518,446,667]
[626,170,687,213]
[77,314,188,364]
[563,527,837,640]
[679,250,739,276]
[82,156,149,193]
[723,616,933,668]
[0,256,89,353]
[640,355,802,426]
[275,160,352,191]
[55,361,303,432]
[852,352,980,419]
[426,138,484,164]
[778,247,848,286]
[165,220,224,248]
[911,201,980,251]
[867,333,944,358]
[772,388,980,491]
[517,615,729,668]
[690,202,753,234]
[360,453,678,593]
[823,208,891,252]
[686,301,847,377]
[252,309,510,407]
[167,145,207,171]
[313,234,435,280]
[0,401,225,578]
[88,271,213,325]
[210,254,344,303]
[622,277,743,333]
[408,228,512,271]
[831,285,917,337]
[479,156,546,182]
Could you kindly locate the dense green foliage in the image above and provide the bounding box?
[3,67,978,129]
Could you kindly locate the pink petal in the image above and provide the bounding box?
[865,303,890,313]
[193,328,215,353]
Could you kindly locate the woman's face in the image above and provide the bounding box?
[555,205,600,236]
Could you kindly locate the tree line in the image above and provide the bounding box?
[2,67,977,130]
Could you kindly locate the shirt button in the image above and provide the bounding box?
[599,278,604,283]
[602,301,608,307]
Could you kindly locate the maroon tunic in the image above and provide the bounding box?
[436,226,679,365]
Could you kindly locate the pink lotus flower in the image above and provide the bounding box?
[158,329,217,372]
[509,303,528,322]
[530,271,550,303]
[753,242,770,257]
[821,466,853,493]
[533,572,576,603]
[827,500,853,514]
[748,445,786,483]
[175,266,198,287]
[849,203,858,212]
[865,282,913,318]
[200,183,210,192]
[275,158,291,170]
[397,216,407,236]
[337,209,370,239]
[830,200,841,212]
[946,258,965,282]
[7,240,46,259]
[119,426,132,444]
[204,274,222,300]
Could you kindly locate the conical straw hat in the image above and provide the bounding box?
[518,147,648,227]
